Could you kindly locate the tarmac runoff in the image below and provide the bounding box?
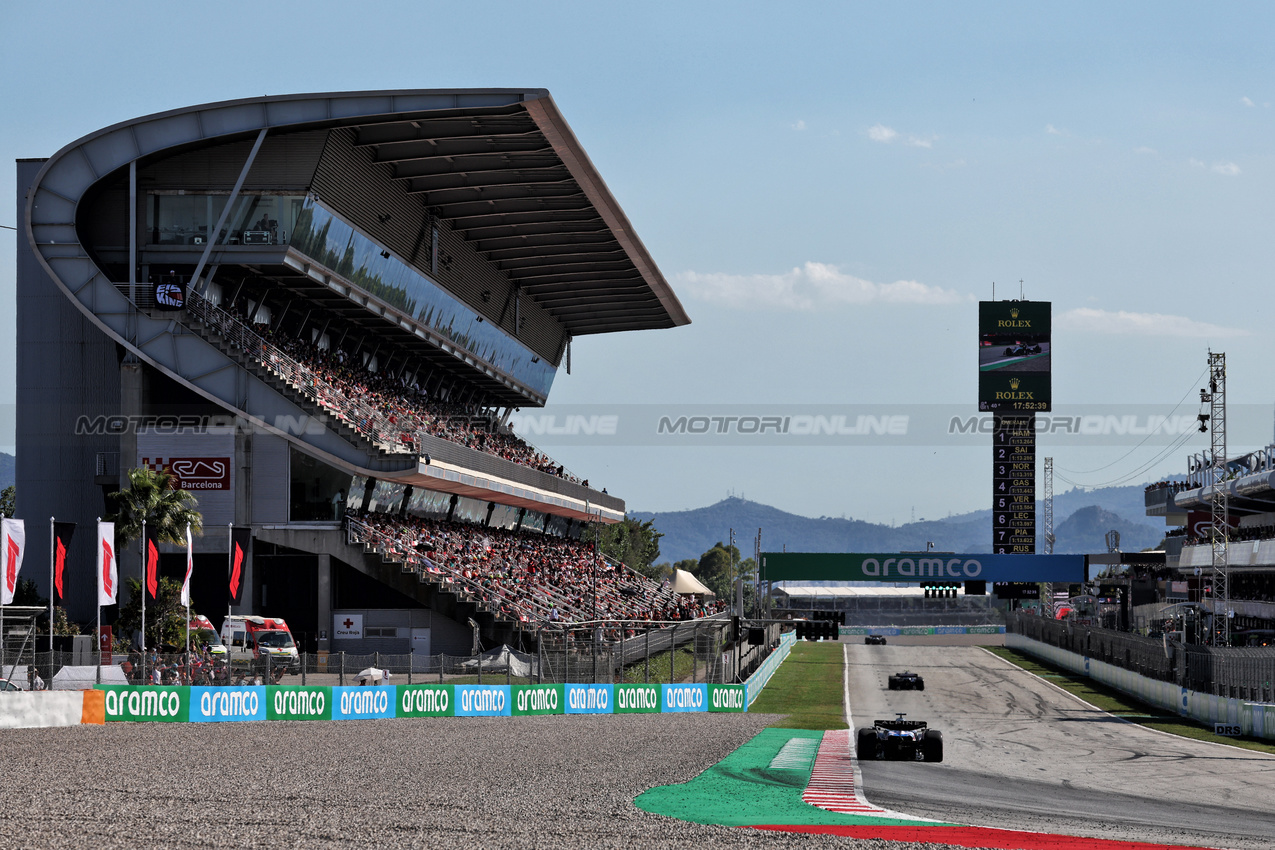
[635,642,1231,850]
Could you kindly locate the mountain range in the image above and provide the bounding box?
[631,483,1170,564]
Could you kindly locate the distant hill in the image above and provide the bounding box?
[632,482,1171,564]
[1052,506,1163,554]
[0,452,13,491]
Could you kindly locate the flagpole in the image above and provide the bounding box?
[227,522,233,620]
[185,522,191,676]
[95,517,101,686]
[49,517,54,656]
[140,517,146,684]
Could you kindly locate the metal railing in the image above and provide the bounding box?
[9,621,780,689]
[1008,610,1275,700]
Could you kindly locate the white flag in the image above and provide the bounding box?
[97,521,117,606]
[0,518,26,606]
[181,524,194,607]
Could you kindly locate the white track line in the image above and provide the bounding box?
[796,644,930,820]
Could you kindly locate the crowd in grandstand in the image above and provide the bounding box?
[1145,480,1191,494]
[204,292,581,482]
[1230,575,1275,604]
[1180,524,1275,545]
[348,511,726,630]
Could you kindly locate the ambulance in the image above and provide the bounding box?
[220,615,300,674]
[189,614,227,657]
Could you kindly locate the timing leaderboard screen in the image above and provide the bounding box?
[978,300,1051,412]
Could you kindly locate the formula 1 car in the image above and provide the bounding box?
[864,635,887,645]
[856,714,943,762]
[887,671,924,691]
[1003,344,1042,356]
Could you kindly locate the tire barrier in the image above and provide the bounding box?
[844,625,1007,637]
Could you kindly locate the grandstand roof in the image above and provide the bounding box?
[31,89,690,341]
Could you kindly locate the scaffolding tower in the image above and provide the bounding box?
[1204,351,1229,646]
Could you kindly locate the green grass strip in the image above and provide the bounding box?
[634,727,944,826]
[749,642,848,730]
[985,646,1275,754]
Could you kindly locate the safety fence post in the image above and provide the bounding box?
[339,651,345,687]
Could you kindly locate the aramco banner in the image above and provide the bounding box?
[760,552,1084,583]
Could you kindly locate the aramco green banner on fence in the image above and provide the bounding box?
[760,552,1084,583]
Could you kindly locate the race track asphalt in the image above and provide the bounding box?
[849,643,1275,849]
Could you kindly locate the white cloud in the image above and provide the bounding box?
[1242,96,1256,107]
[675,262,969,311]
[792,119,807,131]
[1190,158,1241,175]
[1045,123,1063,135]
[868,124,898,143]
[1133,146,1157,155]
[867,123,935,148]
[1057,308,1249,338]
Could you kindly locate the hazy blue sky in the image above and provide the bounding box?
[4,2,1275,523]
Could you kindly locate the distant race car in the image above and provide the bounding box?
[1003,344,1042,356]
[864,635,887,645]
[856,714,943,762]
[887,671,924,690]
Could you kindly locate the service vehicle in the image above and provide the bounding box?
[856,713,943,762]
[887,671,924,690]
[220,615,299,674]
[864,635,887,645]
[188,614,227,657]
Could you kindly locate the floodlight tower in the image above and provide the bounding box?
[1203,351,1229,645]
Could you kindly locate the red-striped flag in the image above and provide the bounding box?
[52,522,76,603]
[145,526,160,600]
[97,521,117,605]
[1,519,25,605]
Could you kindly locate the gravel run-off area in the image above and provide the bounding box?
[2,712,989,850]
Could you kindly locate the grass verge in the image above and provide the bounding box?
[985,646,1275,754]
[749,641,846,730]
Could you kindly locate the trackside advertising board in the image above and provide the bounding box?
[100,685,189,722]
[190,686,266,722]
[398,684,454,718]
[614,684,662,713]
[760,552,1083,583]
[332,686,395,720]
[564,684,612,714]
[96,680,749,722]
[662,683,707,713]
[454,684,511,717]
[512,684,563,716]
[708,685,747,712]
[269,686,332,721]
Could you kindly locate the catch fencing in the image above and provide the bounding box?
[1008,610,1275,701]
[5,619,782,691]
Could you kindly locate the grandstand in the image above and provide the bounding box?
[1145,441,1275,642]
[17,90,694,657]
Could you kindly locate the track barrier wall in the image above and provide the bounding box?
[744,631,795,707]
[846,625,1006,637]
[1007,633,1275,740]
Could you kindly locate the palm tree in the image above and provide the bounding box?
[107,467,204,546]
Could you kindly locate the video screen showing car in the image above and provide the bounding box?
[978,300,1051,411]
